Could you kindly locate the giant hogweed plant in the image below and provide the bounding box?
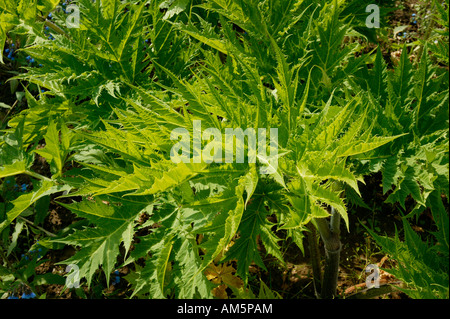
[0,0,448,299]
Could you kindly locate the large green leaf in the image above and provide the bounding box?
[34,121,74,178]
[55,196,146,286]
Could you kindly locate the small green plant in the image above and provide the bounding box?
[365,189,449,299]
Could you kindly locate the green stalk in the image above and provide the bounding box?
[36,16,69,38]
[25,170,52,182]
[18,216,57,238]
[306,222,322,297]
[0,246,13,268]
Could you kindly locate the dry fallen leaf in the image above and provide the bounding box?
[205,262,244,298]
[212,284,228,299]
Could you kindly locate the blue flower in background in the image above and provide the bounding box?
[112,270,121,285]
[14,183,28,192]
[7,295,19,299]
[21,292,36,299]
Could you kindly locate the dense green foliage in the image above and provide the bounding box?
[0,0,448,299]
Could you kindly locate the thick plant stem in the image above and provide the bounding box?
[306,222,322,297]
[321,242,341,298]
[315,207,341,299]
